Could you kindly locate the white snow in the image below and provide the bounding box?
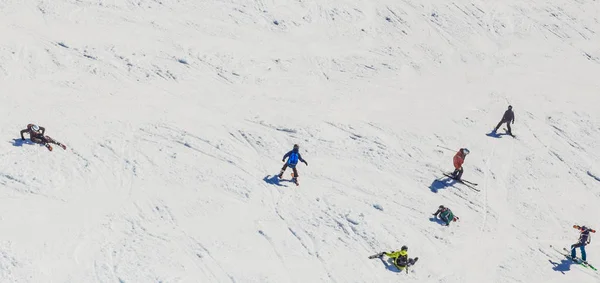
[1,0,600,282]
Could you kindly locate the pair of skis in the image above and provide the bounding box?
[442,172,479,192]
[502,128,516,138]
[549,245,597,271]
[277,173,298,186]
[45,142,67,151]
[42,137,67,151]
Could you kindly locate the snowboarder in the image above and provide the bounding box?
[432,205,458,226]
[571,225,596,262]
[20,124,66,151]
[378,246,418,272]
[493,105,515,135]
[451,148,470,180]
[278,144,308,185]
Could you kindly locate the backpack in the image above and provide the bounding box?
[288,152,299,165]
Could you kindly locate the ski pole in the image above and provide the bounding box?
[436,145,455,152]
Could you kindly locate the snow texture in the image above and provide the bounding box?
[1,0,600,282]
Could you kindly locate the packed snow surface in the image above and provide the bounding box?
[1,0,600,282]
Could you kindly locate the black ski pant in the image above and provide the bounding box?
[31,135,50,144]
[394,258,416,270]
[452,167,464,180]
[494,120,512,134]
[280,164,298,178]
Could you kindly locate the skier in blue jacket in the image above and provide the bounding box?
[278,144,308,184]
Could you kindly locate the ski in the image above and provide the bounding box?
[502,128,516,138]
[46,137,67,150]
[442,173,480,192]
[440,172,478,186]
[460,179,478,186]
[562,247,597,271]
[368,252,384,259]
[44,142,66,151]
[549,245,597,271]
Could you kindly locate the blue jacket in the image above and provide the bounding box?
[283,149,306,166]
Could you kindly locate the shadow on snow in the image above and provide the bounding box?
[429,217,447,226]
[550,259,573,274]
[263,175,294,187]
[429,177,457,193]
[485,131,508,138]
[10,139,39,147]
[378,257,403,273]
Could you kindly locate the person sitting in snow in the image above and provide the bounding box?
[433,205,459,226]
[381,246,418,272]
[20,124,66,151]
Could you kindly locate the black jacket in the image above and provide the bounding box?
[501,109,515,123]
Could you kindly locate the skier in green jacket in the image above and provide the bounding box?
[433,205,459,226]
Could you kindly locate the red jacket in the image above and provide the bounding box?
[453,150,465,169]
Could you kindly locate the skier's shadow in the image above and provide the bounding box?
[263,175,293,187]
[379,257,402,273]
[550,259,572,274]
[11,139,37,147]
[486,131,507,139]
[429,177,457,193]
[429,217,447,226]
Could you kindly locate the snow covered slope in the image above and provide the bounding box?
[1,0,600,282]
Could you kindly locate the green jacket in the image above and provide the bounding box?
[440,209,454,224]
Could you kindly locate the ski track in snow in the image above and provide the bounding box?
[1,0,600,282]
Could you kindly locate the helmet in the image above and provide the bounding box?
[401,245,408,251]
[31,124,40,132]
[439,205,445,209]
[462,148,470,155]
[508,105,513,110]
[293,144,299,150]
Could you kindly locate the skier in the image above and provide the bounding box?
[451,148,470,180]
[278,144,308,185]
[571,225,596,262]
[493,105,515,135]
[20,124,66,151]
[432,205,459,226]
[379,246,418,272]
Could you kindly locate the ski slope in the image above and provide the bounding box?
[1,0,600,282]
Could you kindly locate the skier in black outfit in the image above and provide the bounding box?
[493,105,515,135]
[20,123,66,151]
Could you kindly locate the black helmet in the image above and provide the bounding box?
[401,245,408,251]
[293,144,299,150]
[439,205,445,209]
[508,105,513,110]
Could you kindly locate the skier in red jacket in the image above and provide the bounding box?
[451,148,470,180]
